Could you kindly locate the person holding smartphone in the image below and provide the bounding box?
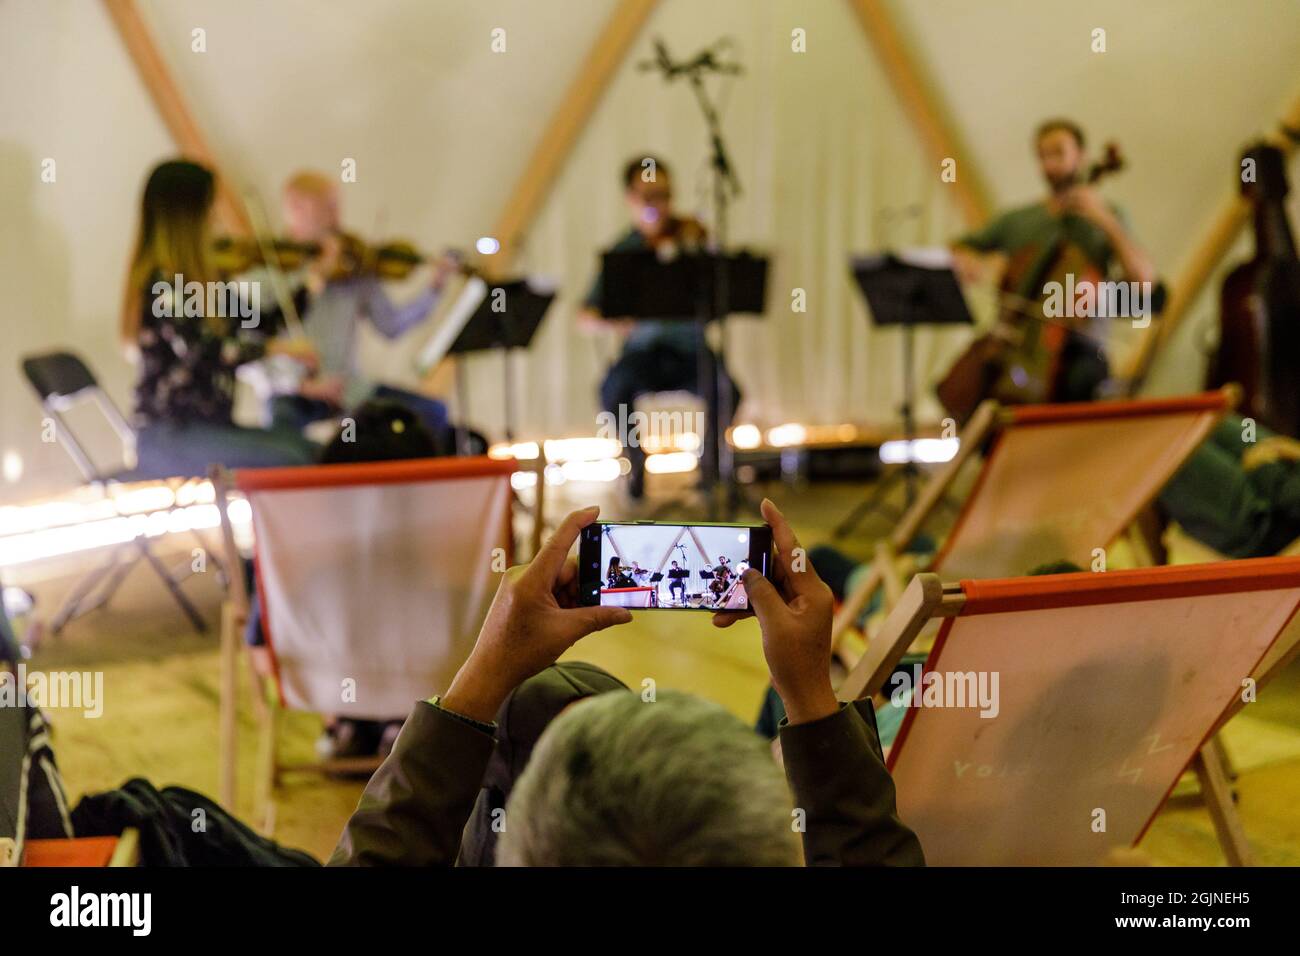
[332,499,923,867]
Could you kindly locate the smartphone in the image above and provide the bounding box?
[578,520,774,611]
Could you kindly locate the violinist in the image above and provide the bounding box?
[254,170,461,446]
[951,119,1155,402]
[121,159,319,476]
[578,155,741,501]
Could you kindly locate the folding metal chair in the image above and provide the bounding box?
[20,350,210,634]
[842,558,1300,865]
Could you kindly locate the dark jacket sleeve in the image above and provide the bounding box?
[778,700,925,867]
[329,701,495,866]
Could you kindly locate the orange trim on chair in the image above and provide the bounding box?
[1005,389,1235,427]
[233,455,518,492]
[22,836,119,867]
[959,555,1300,615]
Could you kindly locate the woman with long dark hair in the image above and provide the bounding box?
[122,159,318,475]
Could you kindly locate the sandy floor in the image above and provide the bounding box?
[11,477,1300,865]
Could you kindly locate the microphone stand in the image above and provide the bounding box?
[642,38,747,520]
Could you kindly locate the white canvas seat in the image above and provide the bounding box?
[213,455,521,825]
[840,557,1300,865]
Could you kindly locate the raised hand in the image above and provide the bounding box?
[441,506,632,722]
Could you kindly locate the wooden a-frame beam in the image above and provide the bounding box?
[102,0,251,235]
[1124,90,1300,385]
[844,0,991,228]
[486,0,660,278]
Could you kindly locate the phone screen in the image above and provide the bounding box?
[579,521,773,610]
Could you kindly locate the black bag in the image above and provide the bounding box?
[0,594,74,861]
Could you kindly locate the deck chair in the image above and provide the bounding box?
[20,350,213,634]
[213,454,533,826]
[841,557,1300,866]
[831,389,1239,653]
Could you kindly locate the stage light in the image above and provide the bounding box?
[543,437,621,462]
[879,437,960,465]
[0,502,242,569]
[475,236,500,255]
[489,441,540,461]
[766,423,807,448]
[560,458,621,483]
[2,451,23,483]
[730,424,761,449]
[644,452,698,474]
[737,532,748,543]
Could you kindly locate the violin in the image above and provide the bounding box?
[1206,142,1300,436]
[212,232,459,282]
[936,143,1125,423]
[649,215,708,253]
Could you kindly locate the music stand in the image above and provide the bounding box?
[834,250,973,538]
[419,275,556,454]
[598,248,767,516]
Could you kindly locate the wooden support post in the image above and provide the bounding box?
[843,0,991,228]
[101,0,251,235]
[1124,90,1300,386]
[487,0,660,276]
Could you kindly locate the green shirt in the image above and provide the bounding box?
[584,228,705,356]
[957,201,1126,298]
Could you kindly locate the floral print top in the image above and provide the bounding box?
[131,272,287,427]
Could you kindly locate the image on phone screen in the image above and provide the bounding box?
[580,522,772,610]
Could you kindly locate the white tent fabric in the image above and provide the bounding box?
[247,466,512,717]
[3,0,1299,501]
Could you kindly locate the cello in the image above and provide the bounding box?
[1205,142,1300,436]
[936,144,1125,423]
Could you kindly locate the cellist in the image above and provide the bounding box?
[951,119,1155,402]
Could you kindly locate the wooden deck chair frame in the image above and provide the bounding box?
[840,559,1300,866]
[212,455,545,829]
[830,388,1241,661]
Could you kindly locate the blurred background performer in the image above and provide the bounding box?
[121,160,319,475]
[579,155,741,501]
[262,170,461,449]
[951,119,1155,402]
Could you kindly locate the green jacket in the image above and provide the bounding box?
[330,666,924,867]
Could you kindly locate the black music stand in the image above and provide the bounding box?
[833,252,973,539]
[599,248,767,517]
[446,278,555,453]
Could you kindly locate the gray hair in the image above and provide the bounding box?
[497,690,801,866]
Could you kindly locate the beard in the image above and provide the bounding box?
[1045,167,1081,194]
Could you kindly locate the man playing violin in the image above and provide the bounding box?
[951,119,1155,402]
[579,156,741,501]
[256,170,461,447]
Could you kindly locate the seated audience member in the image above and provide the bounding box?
[245,399,440,760]
[1158,414,1300,557]
[331,500,923,866]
